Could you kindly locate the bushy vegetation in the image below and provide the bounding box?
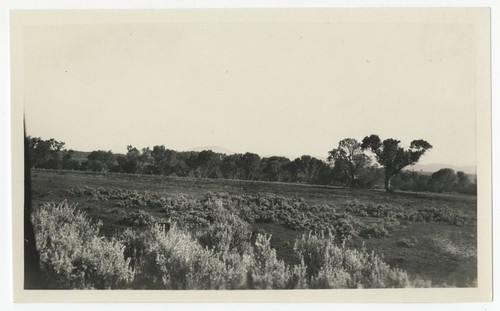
[64,186,475,248]
[294,233,415,288]
[119,210,157,227]
[31,199,429,289]
[197,201,253,255]
[358,220,400,239]
[397,237,418,248]
[70,186,361,242]
[30,169,478,287]
[120,224,232,289]
[31,201,133,289]
[344,200,474,226]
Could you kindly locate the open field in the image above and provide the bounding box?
[29,169,477,288]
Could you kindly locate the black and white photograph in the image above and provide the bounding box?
[8,6,492,303]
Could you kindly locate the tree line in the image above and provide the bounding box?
[25,135,476,195]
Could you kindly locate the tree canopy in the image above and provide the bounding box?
[327,138,371,187]
[361,135,432,191]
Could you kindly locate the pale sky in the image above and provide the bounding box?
[23,11,482,166]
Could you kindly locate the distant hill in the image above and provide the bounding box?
[407,163,476,175]
[189,146,235,154]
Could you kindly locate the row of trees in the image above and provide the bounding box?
[25,137,332,185]
[115,146,333,184]
[391,169,477,195]
[25,135,476,194]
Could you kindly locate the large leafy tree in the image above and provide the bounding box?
[116,145,140,173]
[221,154,243,179]
[361,135,432,192]
[87,150,115,172]
[116,145,153,174]
[260,156,291,182]
[327,138,371,187]
[241,152,261,180]
[196,150,223,178]
[26,136,66,169]
[456,171,471,188]
[288,155,329,184]
[428,168,458,193]
[151,145,188,176]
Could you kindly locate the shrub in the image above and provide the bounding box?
[333,218,357,243]
[34,198,430,290]
[120,227,306,290]
[415,206,471,225]
[32,201,133,289]
[344,200,474,226]
[398,237,418,248]
[359,224,389,239]
[359,220,401,239]
[125,224,229,289]
[293,233,412,288]
[249,234,307,289]
[119,228,146,270]
[118,210,157,227]
[197,200,252,255]
[67,187,353,234]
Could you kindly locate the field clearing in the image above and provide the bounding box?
[29,169,477,287]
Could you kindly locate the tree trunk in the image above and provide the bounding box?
[384,175,392,192]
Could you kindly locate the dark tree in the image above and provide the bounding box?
[151,145,170,175]
[327,138,371,187]
[361,135,432,192]
[137,147,154,174]
[87,150,115,172]
[355,165,385,189]
[428,168,458,193]
[456,171,470,188]
[260,156,291,182]
[196,150,223,178]
[151,145,188,176]
[286,155,329,184]
[221,154,242,179]
[240,152,261,180]
[61,149,81,170]
[182,151,201,177]
[391,170,430,192]
[26,136,66,169]
[117,145,140,173]
[456,171,477,195]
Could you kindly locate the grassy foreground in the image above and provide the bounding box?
[29,169,477,288]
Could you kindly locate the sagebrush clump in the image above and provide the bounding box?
[344,200,474,226]
[32,200,432,289]
[197,199,253,255]
[118,210,158,227]
[294,232,413,288]
[32,201,133,289]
